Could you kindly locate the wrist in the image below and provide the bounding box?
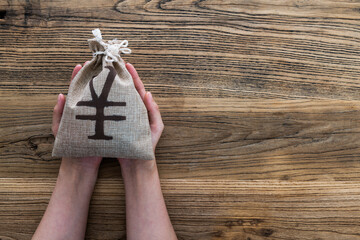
[59,158,99,181]
[119,158,158,181]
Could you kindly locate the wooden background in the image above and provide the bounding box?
[1,0,360,239]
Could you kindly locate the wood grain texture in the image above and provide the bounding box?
[1,0,360,100]
[0,178,360,240]
[1,96,360,180]
[1,179,360,240]
[1,0,360,239]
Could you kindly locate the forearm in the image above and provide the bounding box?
[121,160,177,240]
[33,158,99,240]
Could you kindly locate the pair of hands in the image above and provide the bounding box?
[52,61,164,171]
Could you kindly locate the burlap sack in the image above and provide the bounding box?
[52,29,154,160]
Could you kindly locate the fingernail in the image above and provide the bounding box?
[85,61,90,65]
[148,92,152,99]
[58,94,63,104]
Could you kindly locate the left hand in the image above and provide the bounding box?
[52,62,102,171]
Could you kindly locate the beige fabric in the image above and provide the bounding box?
[52,35,154,160]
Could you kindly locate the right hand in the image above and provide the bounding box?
[117,63,164,171]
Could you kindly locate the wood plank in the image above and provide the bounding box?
[0,0,360,99]
[0,178,360,240]
[0,0,359,239]
[1,96,360,180]
[1,0,360,239]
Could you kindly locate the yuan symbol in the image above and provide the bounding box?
[75,66,126,140]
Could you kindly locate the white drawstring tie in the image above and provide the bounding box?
[90,28,131,63]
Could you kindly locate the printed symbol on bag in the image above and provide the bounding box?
[75,66,126,140]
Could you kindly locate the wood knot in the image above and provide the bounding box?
[260,228,274,237]
[27,134,55,161]
[0,10,6,19]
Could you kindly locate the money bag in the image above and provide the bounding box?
[52,29,154,160]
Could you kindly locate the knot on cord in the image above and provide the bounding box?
[90,28,131,63]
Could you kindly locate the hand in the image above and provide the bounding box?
[117,63,164,172]
[52,62,102,171]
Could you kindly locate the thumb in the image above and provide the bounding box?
[71,64,82,83]
[52,94,66,137]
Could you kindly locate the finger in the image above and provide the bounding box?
[52,94,66,137]
[84,61,90,66]
[126,63,146,100]
[144,92,164,133]
[71,64,82,82]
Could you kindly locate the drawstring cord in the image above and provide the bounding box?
[89,28,131,63]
